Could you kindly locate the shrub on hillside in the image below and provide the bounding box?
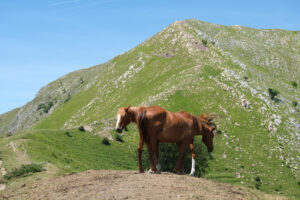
[37,103,46,110]
[65,131,73,137]
[291,81,298,87]
[292,101,298,108]
[254,176,262,190]
[37,102,54,113]
[5,132,12,137]
[201,39,208,47]
[80,77,84,84]
[268,88,280,101]
[64,94,71,103]
[102,137,110,145]
[78,125,85,132]
[3,163,45,180]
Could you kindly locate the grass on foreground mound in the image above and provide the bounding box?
[3,163,45,180]
[23,129,137,174]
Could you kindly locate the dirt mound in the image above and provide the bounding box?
[0,170,284,200]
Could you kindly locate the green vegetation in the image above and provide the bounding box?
[254,176,262,190]
[141,141,211,177]
[291,81,298,87]
[64,94,71,103]
[80,77,84,84]
[37,102,54,113]
[3,163,45,180]
[201,39,208,47]
[268,88,280,101]
[78,125,85,132]
[5,132,12,137]
[23,130,136,173]
[114,134,124,142]
[292,100,298,108]
[101,137,110,145]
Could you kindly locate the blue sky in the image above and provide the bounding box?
[0,0,299,114]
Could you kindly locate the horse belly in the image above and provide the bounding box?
[158,127,187,143]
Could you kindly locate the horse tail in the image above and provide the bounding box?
[138,109,148,144]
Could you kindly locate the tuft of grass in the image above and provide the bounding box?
[78,126,85,132]
[101,137,110,145]
[3,163,45,180]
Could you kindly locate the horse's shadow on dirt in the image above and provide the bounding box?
[139,139,212,177]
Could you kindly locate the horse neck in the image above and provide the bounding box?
[128,106,139,123]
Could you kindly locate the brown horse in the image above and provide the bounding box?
[115,105,217,175]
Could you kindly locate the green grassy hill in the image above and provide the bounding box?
[0,19,299,198]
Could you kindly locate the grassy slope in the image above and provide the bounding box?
[1,20,299,198]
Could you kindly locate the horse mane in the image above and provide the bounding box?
[200,113,219,123]
[138,109,148,144]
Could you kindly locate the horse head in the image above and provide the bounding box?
[200,114,217,152]
[115,106,131,133]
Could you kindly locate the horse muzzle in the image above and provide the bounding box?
[208,147,214,152]
[115,128,122,133]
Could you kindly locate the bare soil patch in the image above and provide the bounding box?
[0,170,286,200]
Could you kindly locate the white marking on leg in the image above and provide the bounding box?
[156,164,161,171]
[190,158,195,176]
[115,114,121,129]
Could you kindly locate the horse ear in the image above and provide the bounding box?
[125,105,131,112]
[200,114,206,119]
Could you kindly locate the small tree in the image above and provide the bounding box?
[268,88,279,101]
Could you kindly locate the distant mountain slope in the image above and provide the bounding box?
[0,108,20,135]
[1,19,299,198]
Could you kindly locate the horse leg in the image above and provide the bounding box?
[137,136,144,173]
[175,142,186,174]
[147,142,157,173]
[189,143,196,176]
[154,140,161,172]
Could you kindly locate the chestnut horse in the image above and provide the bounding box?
[115,105,217,175]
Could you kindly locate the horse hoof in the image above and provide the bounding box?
[148,169,160,174]
[175,170,184,175]
[139,170,144,173]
